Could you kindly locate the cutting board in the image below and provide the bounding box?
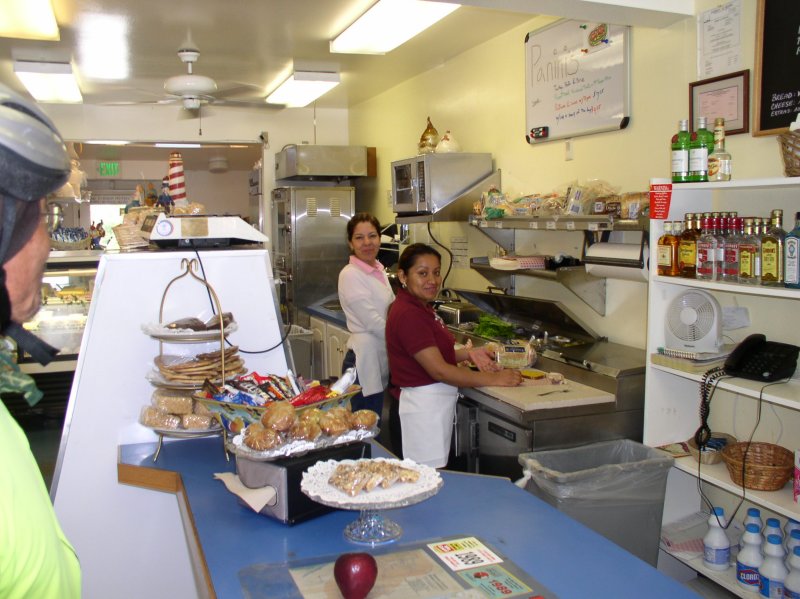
[478,379,614,411]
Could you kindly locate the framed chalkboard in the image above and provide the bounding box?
[754,0,800,135]
[524,20,630,144]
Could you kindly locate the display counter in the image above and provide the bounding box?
[118,437,699,599]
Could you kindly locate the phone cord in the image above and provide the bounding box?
[694,366,726,449]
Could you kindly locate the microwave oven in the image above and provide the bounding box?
[391,153,493,215]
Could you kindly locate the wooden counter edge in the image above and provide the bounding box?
[117,452,216,599]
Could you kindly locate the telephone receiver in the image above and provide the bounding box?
[724,334,800,382]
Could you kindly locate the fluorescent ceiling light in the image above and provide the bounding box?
[77,13,129,79]
[85,140,130,145]
[266,71,340,107]
[14,61,83,103]
[155,143,202,149]
[330,0,459,55]
[0,0,60,40]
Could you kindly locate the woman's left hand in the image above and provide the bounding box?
[468,346,501,372]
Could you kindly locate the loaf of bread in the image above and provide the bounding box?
[260,401,296,432]
[243,422,282,451]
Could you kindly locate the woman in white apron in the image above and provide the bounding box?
[338,214,395,421]
[385,244,522,468]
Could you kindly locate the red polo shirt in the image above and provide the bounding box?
[386,288,456,396]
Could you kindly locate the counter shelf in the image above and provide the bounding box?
[117,437,699,599]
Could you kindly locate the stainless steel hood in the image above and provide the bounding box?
[275,145,369,181]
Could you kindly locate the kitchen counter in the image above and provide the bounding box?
[117,437,699,599]
[305,294,347,328]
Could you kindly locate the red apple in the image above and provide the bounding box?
[333,552,378,599]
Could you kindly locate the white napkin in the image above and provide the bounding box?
[213,472,277,513]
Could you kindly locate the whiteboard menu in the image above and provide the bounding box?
[525,20,631,143]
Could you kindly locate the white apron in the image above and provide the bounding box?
[349,331,389,397]
[399,382,458,468]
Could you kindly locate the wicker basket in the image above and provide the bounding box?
[720,442,794,491]
[779,131,800,177]
[687,433,737,465]
[112,224,149,250]
[50,236,91,251]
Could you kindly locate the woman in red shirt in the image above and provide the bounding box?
[386,243,522,467]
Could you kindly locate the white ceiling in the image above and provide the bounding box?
[0,1,533,110]
[0,1,691,169]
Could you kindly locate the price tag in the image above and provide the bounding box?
[566,221,575,230]
[479,221,488,228]
[528,221,539,230]
[588,223,600,231]
[458,564,534,598]
[492,222,504,229]
[546,221,557,230]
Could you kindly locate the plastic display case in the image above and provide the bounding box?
[20,250,100,374]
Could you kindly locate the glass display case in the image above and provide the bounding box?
[19,250,100,375]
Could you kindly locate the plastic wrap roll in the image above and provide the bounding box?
[584,242,648,282]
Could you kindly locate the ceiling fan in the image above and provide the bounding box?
[103,40,269,117]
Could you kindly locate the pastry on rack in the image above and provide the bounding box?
[318,412,349,436]
[299,407,323,425]
[260,401,296,432]
[351,409,378,430]
[140,406,181,430]
[243,422,282,451]
[289,420,322,441]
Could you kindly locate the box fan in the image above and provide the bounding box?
[664,290,722,353]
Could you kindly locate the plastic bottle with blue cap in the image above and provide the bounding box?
[760,534,788,598]
[737,523,763,591]
[741,507,763,551]
[785,546,800,599]
[763,518,783,555]
[787,530,800,568]
[703,507,731,571]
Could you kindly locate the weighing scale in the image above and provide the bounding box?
[141,213,268,248]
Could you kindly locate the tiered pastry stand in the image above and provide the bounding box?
[145,258,231,461]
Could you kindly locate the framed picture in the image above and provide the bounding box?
[689,70,750,135]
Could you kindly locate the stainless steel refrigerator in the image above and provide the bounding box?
[271,186,354,326]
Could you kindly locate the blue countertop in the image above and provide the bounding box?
[118,438,698,598]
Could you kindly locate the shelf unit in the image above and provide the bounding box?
[644,177,800,595]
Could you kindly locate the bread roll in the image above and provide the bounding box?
[318,413,349,436]
[243,422,282,451]
[260,401,297,432]
[289,421,322,441]
[351,410,378,430]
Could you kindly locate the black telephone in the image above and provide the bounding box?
[724,334,800,382]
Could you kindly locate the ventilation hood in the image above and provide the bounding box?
[275,144,371,181]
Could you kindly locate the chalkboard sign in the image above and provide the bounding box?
[525,20,630,144]
[754,0,800,135]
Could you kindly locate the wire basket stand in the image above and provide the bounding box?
[152,258,229,462]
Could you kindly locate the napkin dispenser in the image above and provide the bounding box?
[236,442,371,524]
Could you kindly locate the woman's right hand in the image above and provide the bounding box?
[489,368,523,387]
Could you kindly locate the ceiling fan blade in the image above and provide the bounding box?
[214,82,264,100]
